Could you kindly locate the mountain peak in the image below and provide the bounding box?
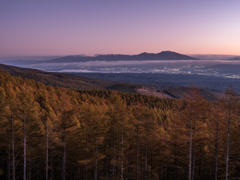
[161,50,174,53]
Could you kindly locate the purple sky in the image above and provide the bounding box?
[1,0,240,57]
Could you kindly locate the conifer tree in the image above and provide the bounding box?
[57,88,77,180]
[170,83,208,180]
[220,86,239,180]
[6,85,18,180]
[0,86,6,177]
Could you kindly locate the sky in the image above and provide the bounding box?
[1,0,240,57]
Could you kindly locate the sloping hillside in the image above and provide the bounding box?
[0,64,140,93]
[0,63,219,100]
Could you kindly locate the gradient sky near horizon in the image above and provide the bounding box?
[1,0,240,57]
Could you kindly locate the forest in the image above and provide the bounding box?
[0,71,240,180]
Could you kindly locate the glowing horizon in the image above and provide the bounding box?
[1,1,240,57]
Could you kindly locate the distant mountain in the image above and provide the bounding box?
[42,51,198,63]
[1,51,198,66]
[228,56,240,60]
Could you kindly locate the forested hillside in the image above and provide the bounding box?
[0,64,140,93]
[0,71,240,180]
[0,64,221,99]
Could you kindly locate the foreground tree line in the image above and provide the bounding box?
[0,71,240,180]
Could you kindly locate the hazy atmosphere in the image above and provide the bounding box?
[1,0,240,57]
[2,1,240,180]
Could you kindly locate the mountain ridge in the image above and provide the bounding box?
[46,51,198,63]
[2,51,198,66]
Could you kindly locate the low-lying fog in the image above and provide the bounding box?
[2,59,240,79]
[30,60,240,67]
[24,60,240,79]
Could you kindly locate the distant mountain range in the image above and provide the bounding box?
[46,51,198,63]
[1,51,198,66]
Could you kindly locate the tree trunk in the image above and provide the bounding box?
[136,115,139,180]
[185,167,187,180]
[167,166,169,180]
[215,121,219,180]
[112,106,115,178]
[198,157,201,180]
[95,138,97,180]
[121,126,124,180]
[192,142,195,180]
[46,120,48,180]
[145,120,148,180]
[95,120,98,180]
[51,152,53,180]
[174,157,178,180]
[24,111,26,180]
[225,106,230,180]
[29,144,31,180]
[62,126,66,180]
[85,124,88,180]
[163,166,165,180]
[8,133,10,180]
[192,119,196,180]
[188,114,192,180]
[11,106,15,180]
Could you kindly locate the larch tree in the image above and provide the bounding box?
[131,104,142,180]
[36,86,58,180]
[207,102,225,180]
[18,82,39,180]
[172,83,208,180]
[5,84,19,180]
[0,86,6,177]
[57,88,78,180]
[220,86,239,180]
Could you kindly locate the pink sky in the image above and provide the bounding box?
[0,1,240,57]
